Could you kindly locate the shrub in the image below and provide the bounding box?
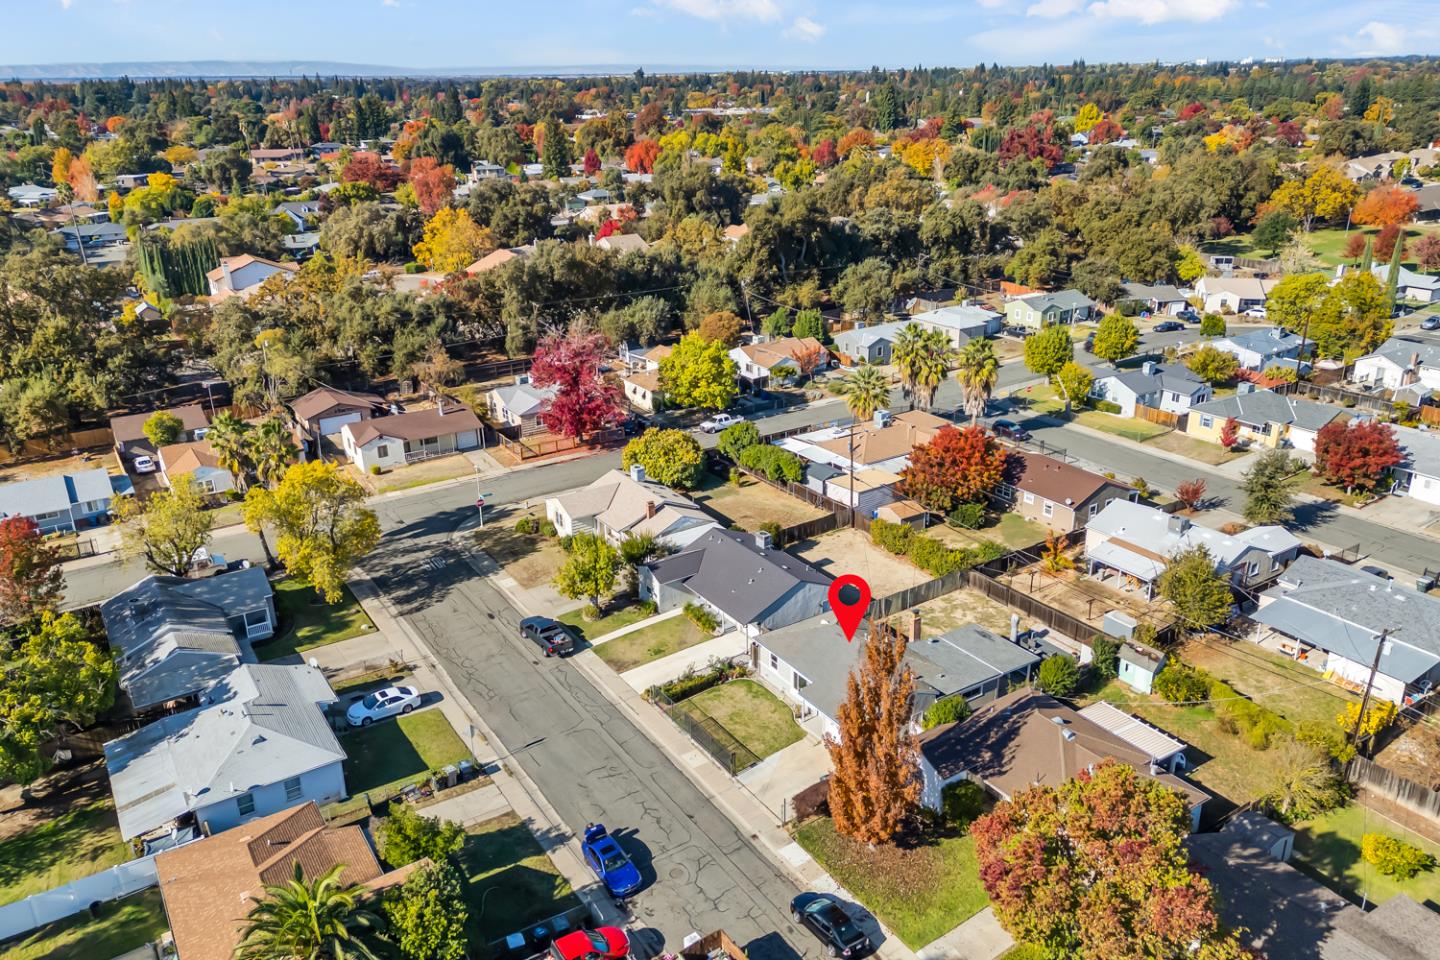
[369,464,382,475]
[557,533,575,553]
[635,599,658,616]
[1200,314,1226,336]
[948,501,986,528]
[759,520,783,543]
[538,519,557,537]
[1362,833,1435,879]
[1036,656,1080,697]
[1092,399,1122,414]
[581,603,603,621]
[378,803,465,867]
[1153,662,1209,703]
[1090,636,1119,680]
[940,780,987,830]
[684,601,719,632]
[738,444,804,483]
[1296,720,1356,763]
[922,695,972,730]
[871,518,915,555]
[1131,476,1152,498]
[514,516,539,534]
[908,536,966,576]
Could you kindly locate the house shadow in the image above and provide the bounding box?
[743,931,807,960]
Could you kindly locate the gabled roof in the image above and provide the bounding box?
[833,321,908,352]
[105,663,341,840]
[488,381,558,418]
[734,336,826,370]
[1008,449,1127,505]
[550,468,716,542]
[1360,336,1440,371]
[1013,289,1095,312]
[290,386,386,423]
[1189,390,1345,432]
[1195,276,1274,298]
[1103,362,1208,398]
[1121,282,1187,303]
[1213,328,1305,358]
[206,254,297,287]
[646,529,830,626]
[159,439,223,477]
[813,410,950,466]
[1088,500,1300,575]
[910,304,1001,331]
[345,403,482,445]
[465,245,534,274]
[111,403,210,443]
[0,468,113,519]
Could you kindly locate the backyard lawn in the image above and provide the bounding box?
[330,708,472,816]
[1182,637,1356,728]
[933,512,1048,552]
[592,614,711,673]
[794,817,989,950]
[792,528,929,597]
[558,600,651,645]
[0,800,130,906]
[691,472,827,531]
[1294,802,1440,908]
[456,812,581,950]
[672,679,804,761]
[259,578,376,661]
[1,889,168,960]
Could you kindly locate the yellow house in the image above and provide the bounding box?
[1185,390,1346,453]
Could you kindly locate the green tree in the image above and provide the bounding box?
[955,338,999,425]
[1309,271,1391,360]
[1036,655,1080,697]
[243,462,381,603]
[792,308,826,342]
[378,803,465,867]
[1265,273,1330,330]
[235,863,389,960]
[1089,314,1140,365]
[114,481,215,577]
[843,366,892,421]
[1384,234,1403,313]
[206,411,254,491]
[659,332,738,411]
[716,420,760,462]
[921,695,971,730]
[142,411,184,448]
[892,323,952,410]
[384,861,468,960]
[1158,546,1233,631]
[0,612,117,785]
[1263,740,1347,822]
[1054,361,1093,411]
[554,532,620,613]
[1090,636,1120,680]
[1199,313,1226,337]
[1175,245,1207,283]
[1252,211,1295,255]
[539,117,572,180]
[834,258,893,321]
[1023,325,1073,380]
[619,533,667,595]
[1186,344,1239,384]
[250,416,300,489]
[621,428,705,489]
[1241,449,1299,525]
[762,308,793,337]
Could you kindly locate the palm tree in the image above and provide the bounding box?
[249,416,299,490]
[955,338,999,426]
[843,366,892,422]
[892,323,953,411]
[235,862,390,960]
[206,411,254,492]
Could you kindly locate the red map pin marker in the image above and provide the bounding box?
[827,574,872,643]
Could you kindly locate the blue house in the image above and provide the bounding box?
[0,468,115,533]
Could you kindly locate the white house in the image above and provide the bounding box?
[1090,361,1212,417]
[207,255,298,302]
[546,465,719,548]
[1350,337,1440,395]
[1350,262,1440,303]
[0,468,114,534]
[1210,328,1306,371]
[340,400,482,471]
[728,336,828,387]
[7,182,58,207]
[1120,282,1189,315]
[486,377,558,436]
[1390,424,1440,507]
[1194,277,1273,314]
[832,321,906,364]
[908,304,1005,346]
[1003,290,1095,329]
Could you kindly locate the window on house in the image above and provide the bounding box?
[1043,502,1054,518]
[284,777,303,801]
[237,792,256,816]
[1169,392,1182,403]
[769,652,778,671]
[195,478,216,495]
[1023,492,1035,505]
[1247,561,1260,577]
[1200,416,1214,429]
[793,671,809,691]
[376,444,388,459]
[1088,502,1099,517]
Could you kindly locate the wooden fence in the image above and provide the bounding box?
[1133,404,1184,429]
[776,511,840,547]
[494,426,623,461]
[1273,379,1407,417]
[1346,756,1440,826]
[1421,405,1440,426]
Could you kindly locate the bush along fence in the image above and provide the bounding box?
[1346,756,1440,827]
[646,659,760,775]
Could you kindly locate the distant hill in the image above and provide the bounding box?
[0,60,747,80]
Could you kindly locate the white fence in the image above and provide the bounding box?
[0,855,158,942]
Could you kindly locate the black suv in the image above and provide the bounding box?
[992,418,1031,442]
[791,895,870,958]
[520,616,575,657]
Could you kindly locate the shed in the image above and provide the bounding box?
[1117,641,1167,694]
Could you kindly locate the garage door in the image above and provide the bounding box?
[318,412,363,435]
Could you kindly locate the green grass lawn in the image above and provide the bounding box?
[455,812,581,949]
[258,578,376,661]
[1,889,168,960]
[1181,637,1356,728]
[1142,431,1246,466]
[1297,473,1373,507]
[0,800,131,907]
[558,601,651,644]
[592,614,711,673]
[1074,410,1171,442]
[794,817,988,949]
[329,708,472,816]
[1294,803,1440,909]
[672,679,804,760]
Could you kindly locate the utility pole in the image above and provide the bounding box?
[1349,628,1392,758]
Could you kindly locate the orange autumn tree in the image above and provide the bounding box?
[1352,184,1420,229]
[826,622,920,845]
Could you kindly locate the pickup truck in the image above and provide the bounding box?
[699,412,743,433]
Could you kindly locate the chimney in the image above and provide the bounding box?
[910,609,922,645]
[1010,613,1020,644]
[754,529,773,550]
[436,395,446,416]
[629,464,646,483]
[645,501,656,519]
[221,258,234,291]
[1142,360,1158,376]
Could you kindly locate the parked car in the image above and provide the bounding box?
[548,928,630,960]
[1152,320,1185,333]
[520,616,575,657]
[992,419,1031,442]
[1177,308,1201,323]
[1243,306,1268,319]
[1420,315,1440,331]
[581,823,642,898]
[699,412,743,433]
[1001,324,1030,339]
[621,414,651,436]
[791,894,870,958]
[346,685,420,727]
[132,455,157,474]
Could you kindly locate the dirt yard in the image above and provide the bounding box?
[0,447,118,486]
[472,503,569,589]
[1375,719,1440,790]
[910,587,1018,636]
[692,474,828,531]
[790,528,929,598]
[998,555,1168,631]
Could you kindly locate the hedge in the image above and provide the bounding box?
[869,519,1003,577]
[1362,833,1436,879]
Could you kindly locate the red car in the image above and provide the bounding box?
[549,927,629,960]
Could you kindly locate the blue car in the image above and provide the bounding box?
[582,823,641,898]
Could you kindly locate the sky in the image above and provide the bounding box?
[1,0,1437,71]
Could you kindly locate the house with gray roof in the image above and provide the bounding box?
[1004,289,1095,329]
[103,567,275,711]
[1119,282,1189,315]
[103,662,344,841]
[1185,389,1346,452]
[1351,336,1440,396]
[1210,327,1306,371]
[832,320,907,364]
[1250,556,1440,705]
[1090,360,1212,417]
[546,465,719,549]
[908,304,1004,346]
[0,467,115,533]
[1085,500,1302,598]
[749,613,1039,741]
[1390,424,1440,507]
[640,529,832,637]
[486,376,558,437]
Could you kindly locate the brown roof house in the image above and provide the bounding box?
[157,439,237,496]
[728,336,829,386]
[1000,450,1138,532]
[155,801,416,960]
[111,403,211,464]
[207,255,298,302]
[340,397,482,472]
[917,688,1210,831]
[290,386,388,445]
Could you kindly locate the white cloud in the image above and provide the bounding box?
[1355,20,1408,55]
[784,15,825,41]
[59,0,74,8]
[381,0,399,6]
[1086,0,1239,24]
[1027,0,1083,18]
[651,0,782,23]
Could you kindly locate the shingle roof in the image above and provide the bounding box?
[111,403,210,443]
[1089,500,1300,572]
[345,403,482,445]
[910,304,1002,331]
[833,321,907,353]
[1121,282,1187,303]
[1363,336,1440,371]
[1213,328,1304,358]
[158,439,223,477]
[551,468,716,542]
[290,386,385,423]
[1189,390,1345,432]
[1108,362,1208,397]
[1391,424,1440,480]
[814,411,950,466]
[1015,289,1095,312]
[646,529,830,626]
[488,382,558,418]
[1008,449,1127,505]
[735,336,827,370]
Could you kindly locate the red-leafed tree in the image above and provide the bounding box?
[582,148,601,177]
[633,101,665,138]
[973,759,1250,960]
[0,517,64,626]
[1219,417,1240,449]
[624,139,660,174]
[793,343,828,379]
[1413,232,1440,272]
[811,138,838,169]
[595,218,621,239]
[528,331,623,440]
[407,156,455,215]
[1088,118,1125,144]
[997,122,1063,170]
[1343,232,1369,260]
[1314,419,1403,493]
[898,426,1009,514]
[1178,102,1208,121]
[342,151,401,191]
[1175,478,1207,512]
[1353,184,1421,229]
[1274,120,1304,146]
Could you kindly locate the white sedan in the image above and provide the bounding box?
[132,455,158,474]
[346,685,421,726]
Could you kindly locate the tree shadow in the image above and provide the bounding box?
[1289,498,1339,533]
